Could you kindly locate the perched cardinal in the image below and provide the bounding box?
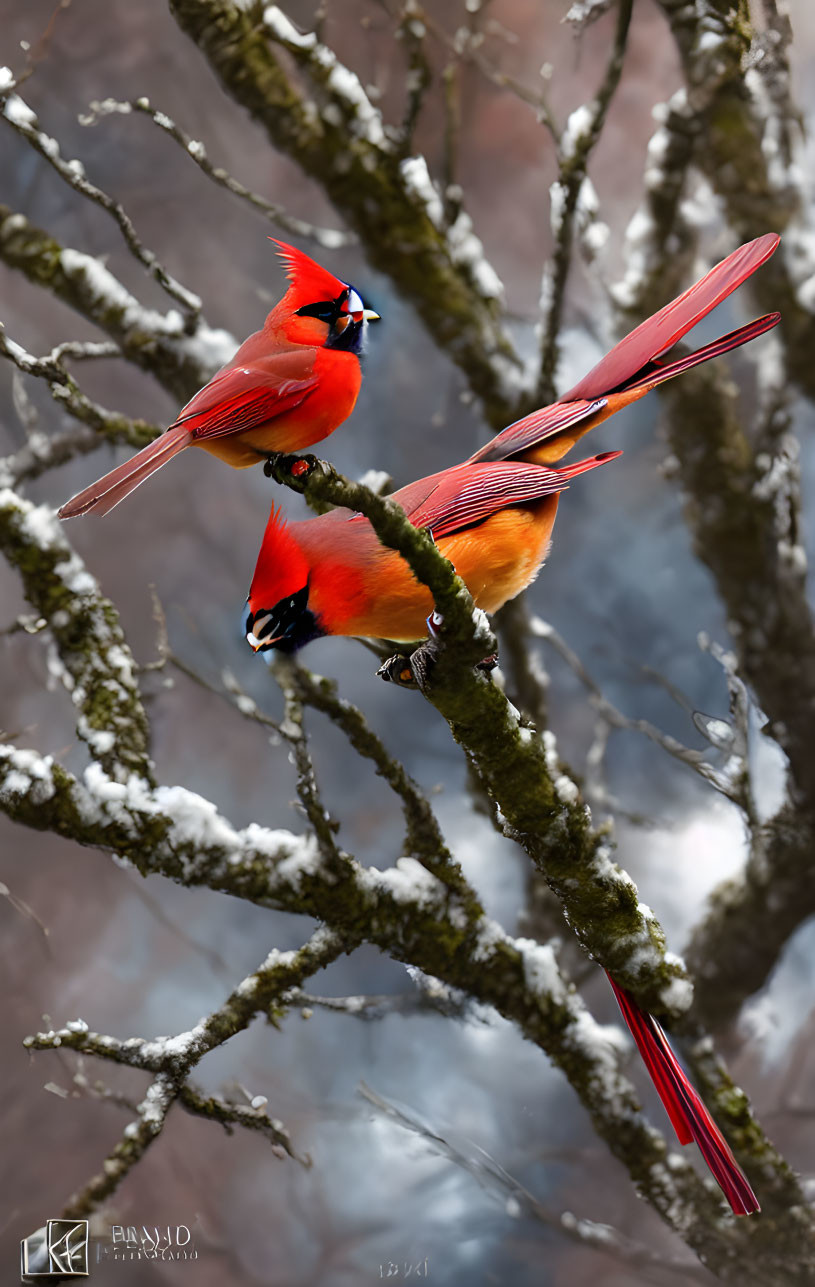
[58,241,380,518]
[470,232,780,467]
[245,234,780,655]
[245,450,621,651]
[607,977,759,1215]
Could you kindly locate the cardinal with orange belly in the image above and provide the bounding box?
[246,233,779,1216]
[245,234,778,656]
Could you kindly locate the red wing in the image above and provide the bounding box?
[562,233,779,401]
[468,398,607,464]
[401,453,621,539]
[173,350,319,441]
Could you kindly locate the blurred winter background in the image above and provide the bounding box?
[2,0,815,1283]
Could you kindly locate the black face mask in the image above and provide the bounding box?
[245,585,323,653]
[296,289,368,355]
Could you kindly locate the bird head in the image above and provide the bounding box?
[245,506,323,654]
[269,239,379,355]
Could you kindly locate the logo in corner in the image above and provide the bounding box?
[21,1220,89,1280]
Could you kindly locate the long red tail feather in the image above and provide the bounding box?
[620,313,780,394]
[607,975,760,1215]
[58,424,191,518]
[563,233,779,401]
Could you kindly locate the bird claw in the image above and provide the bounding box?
[476,652,499,674]
[263,452,319,482]
[377,654,419,687]
[377,638,440,689]
[378,643,499,689]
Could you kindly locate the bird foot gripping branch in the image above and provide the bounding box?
[379,610,447,690]
[263,451,322,485]
[57,240,378,518]
[377,611,499,690]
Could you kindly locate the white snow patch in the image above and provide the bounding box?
[140,1022,207,1062]
[326,62,386,147]
[264,5,317,49]
[176,322,236,375]
[59,248,189,339]
[566,1009,625,1096]
[660,974,693,1014]
[697,29,724,53]
[554,774,579,805]
[362,857,444,908]
[358,468,391,495]
[1,747,56,805]
[471,917,509,962]
[3,93,36,127]
[400,156,444,228]
[514,937,566,1002]
[561,104,594,159]
[447,211,504,299]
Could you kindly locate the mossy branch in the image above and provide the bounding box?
[167,0,522,426]
[0,489,151,780]
[267,451,690,1021]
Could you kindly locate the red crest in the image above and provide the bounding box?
[270,238,349,306]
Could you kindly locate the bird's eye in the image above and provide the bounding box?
[296,299,340,322]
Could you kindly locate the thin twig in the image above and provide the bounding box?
[79,96,356,249]
[1,84,201,324]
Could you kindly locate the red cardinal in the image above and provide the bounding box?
[245,450,621,652]
[607,977,759,1215]
[471,232,780,467]
[245,234,780,654]
[58,241,380,518]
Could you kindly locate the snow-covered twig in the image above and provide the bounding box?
[536,0,632,404]
[0,488,150,780]
[26,928,338,1213]
[79,95,355,249]
[286,968,477,1024]
[60,1071,177,1218]
[0,77,202,324]
[264,5,390,152]
[0,204,235,404]
[396,4,433,150]
[0,327,159,486]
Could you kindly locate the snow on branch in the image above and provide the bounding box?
[26,927,339,1213]
[79,95,355,249]
[267,450,693,1023]
[0,204,235,404]
[0,734,723,1240]
[168,0,520,425]
[0,73,202,323]
[536,0,632,405]
[0,488,150,779]
[264,5,389,151]
[0,327,160,484]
